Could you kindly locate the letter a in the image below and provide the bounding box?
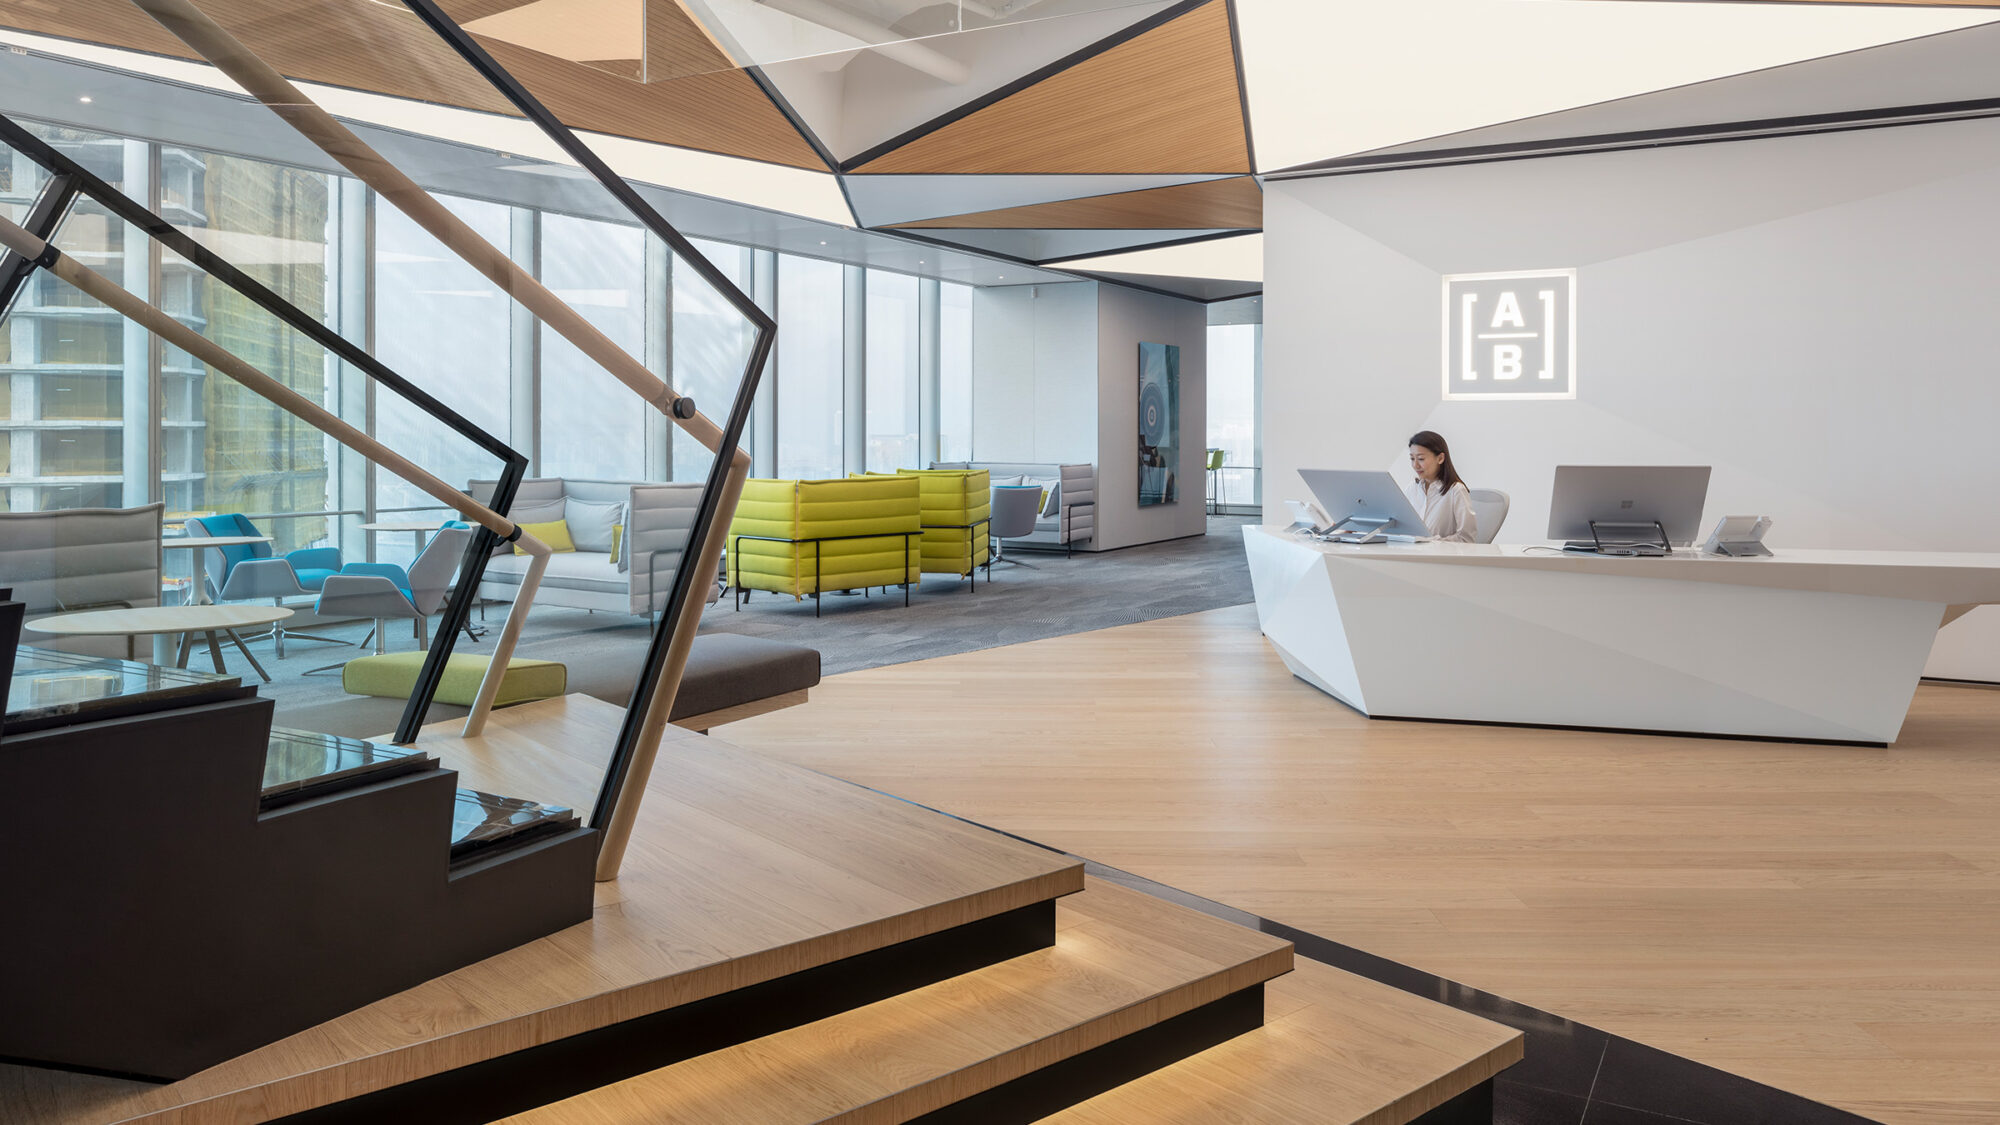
[1490,291,1526,329]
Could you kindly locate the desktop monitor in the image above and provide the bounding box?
[1298,469,1430,537]
[1546,465,1711,547]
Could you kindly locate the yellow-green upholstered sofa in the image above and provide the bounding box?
[728,476,921,612]
[871,469,992,578]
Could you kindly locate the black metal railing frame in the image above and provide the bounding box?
[397,0,777,834]
[0,113,527,744]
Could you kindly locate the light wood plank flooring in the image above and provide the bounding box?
[721,603,2000,1125]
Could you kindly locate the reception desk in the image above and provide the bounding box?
[1243,526,2000,744]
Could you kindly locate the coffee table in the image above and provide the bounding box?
[27,605,294,682]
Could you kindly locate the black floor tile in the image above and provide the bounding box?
[1496,1080,1589,1125]
[1590,1037,1880,1125]
[1583,1100,1704,1125]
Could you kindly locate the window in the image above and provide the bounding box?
[776,255,844,479]
[0,125,138,512]
[538,213,646,480]
[671,238,755,484]
[865,270,919,472]
[165,146,338,553]
[938,282,972,463]
[1206,323,1261,509]
[373,192,513,523]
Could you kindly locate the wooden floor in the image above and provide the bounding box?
[0,696,1079,1125]
[721,603,2000,1125]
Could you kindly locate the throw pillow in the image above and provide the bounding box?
[610,523,624,564]
[990,474,1025,488]
[494,499,566,556]
[564,497,625,553]
[514,519,576,555]
[1024,476,1061,517]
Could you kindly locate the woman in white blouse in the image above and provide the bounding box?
[1404,430,1477,543]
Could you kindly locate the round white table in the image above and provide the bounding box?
[28,605,293,682]
[161,534,273,605]
[360,521,446,556]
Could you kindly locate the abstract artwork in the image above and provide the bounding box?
[1138,341,1179,506]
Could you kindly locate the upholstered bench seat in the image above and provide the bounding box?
[343,651,568,707]
[280,633,820,740]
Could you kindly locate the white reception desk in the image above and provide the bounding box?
[1243,526,2000,744]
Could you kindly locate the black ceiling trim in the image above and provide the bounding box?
[1266,96,2000,180]
[1035,227,1253,265]
[1221,0,1258,174]
[839,0,1214,172]
[744,64,841,174]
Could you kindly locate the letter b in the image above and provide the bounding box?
[1492,344,1524,380]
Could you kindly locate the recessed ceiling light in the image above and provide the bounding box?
[78,95,93,104]
[819,240,827,246]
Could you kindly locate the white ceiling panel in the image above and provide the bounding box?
[1056,232,1262,281]
[1235,0,1999,172]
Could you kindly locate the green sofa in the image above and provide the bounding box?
[728,476,922,613]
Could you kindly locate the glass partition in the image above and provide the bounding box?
[865,269,919,472]
[777,254,844,479]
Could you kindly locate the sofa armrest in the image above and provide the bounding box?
[285,546,343,573]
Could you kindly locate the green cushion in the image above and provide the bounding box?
[341,652,568,707]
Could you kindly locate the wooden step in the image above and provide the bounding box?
[1041,955,1524,1125]
[3,696,1082,1124]
[494,877,1294,1124]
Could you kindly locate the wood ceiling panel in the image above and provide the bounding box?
[1,0,824,169]
[854,0,1250,175]
[892,175,1261,230]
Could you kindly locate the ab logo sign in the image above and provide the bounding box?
[1442,269,1576,401]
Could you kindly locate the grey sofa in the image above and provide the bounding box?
[1,503,164,659]
[467,477,710,618]
[931,462,1096,552]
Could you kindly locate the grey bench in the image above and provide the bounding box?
[278,633,820,740]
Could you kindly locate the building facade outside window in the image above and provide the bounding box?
[1207,322,1261,510]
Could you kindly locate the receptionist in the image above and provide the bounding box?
[1405,430,1477,543]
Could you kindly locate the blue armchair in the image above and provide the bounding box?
[306,528,474,672]
[187,514,349,658]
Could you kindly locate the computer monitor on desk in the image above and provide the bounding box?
[1547,465,1711,554]
[1298,469,1432,543]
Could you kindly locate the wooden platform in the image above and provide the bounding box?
[718,603,2000,1124]
[0,696,1081,1125]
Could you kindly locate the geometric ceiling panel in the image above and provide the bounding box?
[1055,232,1262,281]
[892,176,1261,229]
[1303,19,2000,170]
[841,172,1235,228]
[896,227,1239,264]
[1,0,828,169]
[852,0,1250,174]
[1235,0,1999,171]
[755,2,1183,163]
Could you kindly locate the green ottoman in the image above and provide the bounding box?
[341,652,567,708]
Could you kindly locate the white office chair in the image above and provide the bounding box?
[1468,489,1510,544]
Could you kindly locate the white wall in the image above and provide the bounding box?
[969,280,1209,551]
[1097,284,1209,550]
[1263,115,2000,679]
[970,282,1099,464]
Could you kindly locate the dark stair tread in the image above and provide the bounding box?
[451,788,579,861]
[263,726,433,806]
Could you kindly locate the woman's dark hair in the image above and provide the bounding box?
[1408,430,1466,493]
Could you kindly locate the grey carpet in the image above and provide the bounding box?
[265,514,1255,725]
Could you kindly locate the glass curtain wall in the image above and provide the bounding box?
[373,193,513,530]
[864,270,919,472]
[538,213,646,480]
[938,282,973,463]
[1,124,139,514]
[775,255,844,480]
[1206,323,1261,510]
[0,115,977,542]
